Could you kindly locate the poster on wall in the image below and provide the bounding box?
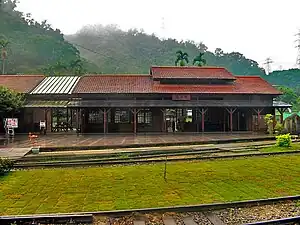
[5,118,18,128]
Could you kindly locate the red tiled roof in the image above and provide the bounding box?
[73,74,280,95]
[153,76,281,94]
[73,75,153,93]
[0,75,45,93]
[150,66,236,79]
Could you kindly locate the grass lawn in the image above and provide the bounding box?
[260,142,300,153]
[1,155,300,215]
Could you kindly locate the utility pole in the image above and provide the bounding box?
[295,29,300,69]
[264,57,273,75]
[160,17,165,40]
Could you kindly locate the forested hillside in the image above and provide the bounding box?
[0,0,98,74]
[262,69,300,89]
[1,0,300,99]
[66,25,265,75]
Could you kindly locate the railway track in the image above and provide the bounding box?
[1,196,300,225]
[14,149,300,169]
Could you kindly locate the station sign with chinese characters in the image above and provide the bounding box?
[172,94,191,101]
[5,118,18,128]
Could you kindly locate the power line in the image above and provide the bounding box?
[295,29,300,69]
[71,42,131,70]
[264,57,273,75]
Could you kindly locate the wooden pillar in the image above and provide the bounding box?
[160,108,166,132]
[237,111,240,131]
[76,108,80,132]
[272,108,276,131]
[50,109,53,132]
[81,108,84,133]
[103,109,107,134]
[226,108,237,132]
[70,109,73,128]
[44,109,47,124]
[253,108,264,132]
[133,109,137,134]
[101,108,111,134]
[223,109,226,132]
[196,109,199,133]
[66,108,69,132]
[200,108,208,132]
[43,109,47,134]
[131,108,140,134]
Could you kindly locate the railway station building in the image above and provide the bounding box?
[0,66,289,134]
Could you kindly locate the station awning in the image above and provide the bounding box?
[24,100,70,108]
[273,101,292,108]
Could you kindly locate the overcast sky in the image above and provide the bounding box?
[17,0,300,70]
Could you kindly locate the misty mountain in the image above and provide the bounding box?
[66,24,265,75]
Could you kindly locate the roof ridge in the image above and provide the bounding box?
[151,65,227,69]
[0,75,44,77]
[83,74,150,77]
[235,75,261,78]
[45,75,81,77]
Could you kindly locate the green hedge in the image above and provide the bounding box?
[276,133,292,147]
[0,158,14,175]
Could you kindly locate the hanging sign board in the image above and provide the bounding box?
[5,118,18,128]
[40,121,46,128]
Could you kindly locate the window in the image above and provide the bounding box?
[115,109,130,123]
[138,110,152,124]
[138,112,144,124]
[145,111,152,124]
[88,110,103,124]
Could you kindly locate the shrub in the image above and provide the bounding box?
[0,158,14,175]
[276,133,292,147]
[275,123,284,134]
[264,114,274,134]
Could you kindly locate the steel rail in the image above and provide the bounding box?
[1,196,300,224]
[245,216,300,225]
[14,150,300,169]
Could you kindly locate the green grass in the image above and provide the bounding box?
[1,155,300,215]
[260,142,300,153]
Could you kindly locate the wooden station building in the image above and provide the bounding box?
[0,66,290,134]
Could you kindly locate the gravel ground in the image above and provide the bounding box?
[107,215,135,225]
[145,213,164,225]
[215,201,300,224]
[94,201,300,224]
[192,212,214,225]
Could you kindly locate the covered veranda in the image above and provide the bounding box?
[22,99,290,134]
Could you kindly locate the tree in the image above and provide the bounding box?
[51,61,68,75]
[175,50,189,66]
[214,48,224,57]
[276,86,298,104]
[0,39,9,74]
[0,86,24,120]
[70,59,85,75]
[197,42,208,52]
[193,52,206,67]
[275,86,300,111]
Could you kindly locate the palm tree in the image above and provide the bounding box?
[0,39,9,74]
[175,50,189,66]
[193,52,206,67]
